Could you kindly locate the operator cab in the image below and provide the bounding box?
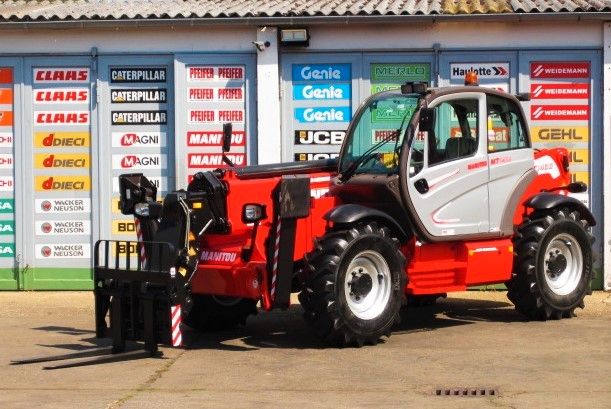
[335,75,535,242]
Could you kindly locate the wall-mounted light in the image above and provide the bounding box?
[280,28,309,47]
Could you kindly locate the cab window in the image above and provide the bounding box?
[487,95,529,152]
[340,94,419,176]
[428,98,479,166]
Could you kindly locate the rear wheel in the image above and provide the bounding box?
[183,295,257,331]
[299,222,406,346]
[507,208,594,319]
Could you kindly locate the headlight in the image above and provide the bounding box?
[242,203,267,223]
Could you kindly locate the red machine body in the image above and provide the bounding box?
[95,81,594,351]
[192,147,572,310]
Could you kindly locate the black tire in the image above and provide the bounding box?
[183,295,257,331]
[507,207,594,320]
[299,222,407,346]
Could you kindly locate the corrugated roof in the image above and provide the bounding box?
[0,0,608,22]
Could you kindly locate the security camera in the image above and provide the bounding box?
[252,41,271,51]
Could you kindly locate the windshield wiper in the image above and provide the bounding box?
[338,131,400,183]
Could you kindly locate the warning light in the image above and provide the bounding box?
[464,71,479,86]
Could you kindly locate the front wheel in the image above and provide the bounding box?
[507,208,594,319]
[299,222,406,346]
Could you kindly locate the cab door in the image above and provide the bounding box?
[486,94,534,235]
[406,92,490,239]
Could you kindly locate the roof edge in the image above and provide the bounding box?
[0,12,608,29]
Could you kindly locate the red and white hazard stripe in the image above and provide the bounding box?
[134,217,147,267]
[270,220,281,301]
[171,304,182,347]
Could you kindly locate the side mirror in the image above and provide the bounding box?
[419,107,436,132]
[222,123,232,153]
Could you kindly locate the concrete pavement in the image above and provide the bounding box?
[1,291,610,408]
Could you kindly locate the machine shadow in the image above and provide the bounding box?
[186,296,524,351]
[31,325,111,351]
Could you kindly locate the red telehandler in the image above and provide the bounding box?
[93,77,595,353]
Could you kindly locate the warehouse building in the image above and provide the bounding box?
[0,0,608,290]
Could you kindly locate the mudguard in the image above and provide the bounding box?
[525,192,596,226]
[323,204,410,241]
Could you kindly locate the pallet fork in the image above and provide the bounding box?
[94,239,189,355]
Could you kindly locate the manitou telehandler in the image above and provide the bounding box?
[93,76,595,353]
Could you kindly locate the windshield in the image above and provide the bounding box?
[339,93,420,176]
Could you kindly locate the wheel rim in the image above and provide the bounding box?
[344,250,392,320]
[543,233,583,296]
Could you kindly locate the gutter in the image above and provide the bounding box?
[0,12,609,30]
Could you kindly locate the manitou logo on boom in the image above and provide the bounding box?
[34,68,89,83]
[187,131,245,147]
[200,250,238,263]
[34,89,89,103]
[188,153,245,168]
[35,111,89,125]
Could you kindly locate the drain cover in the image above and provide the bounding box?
[435,388,498,397]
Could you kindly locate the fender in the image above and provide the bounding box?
[525,192,596,226]
[323,204,410,241]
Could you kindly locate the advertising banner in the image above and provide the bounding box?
[107,63,172,248]
[184,64,248,174]
[528,61,591,206]
[290,63,353,162]
[0,67,14,270]
[31,66,92,269]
